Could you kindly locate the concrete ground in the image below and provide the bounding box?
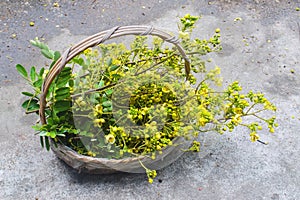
[1,0,300,199]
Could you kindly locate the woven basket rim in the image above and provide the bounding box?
[39,25,191,125]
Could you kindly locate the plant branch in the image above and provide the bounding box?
[71,83,117,98]
[134,53,177,76]
[245,103,257,114]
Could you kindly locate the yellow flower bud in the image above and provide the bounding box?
[148,178,153,184]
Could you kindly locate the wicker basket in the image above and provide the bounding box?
[39,26,192,174]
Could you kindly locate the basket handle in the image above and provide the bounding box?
[39,25,191,125]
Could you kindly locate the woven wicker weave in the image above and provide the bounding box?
[40,26,192,174]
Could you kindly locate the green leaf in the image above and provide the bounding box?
[30,39,37,46]
[59,67,72,76]
[22,99,39,111]
[112,74,121,79]
[55,87,70,96]
[55,68,72,87]
[45,109,51,116]
[50,124,58,130]
[39,131,47,137]
[88,93,99,104]
[109,65,119,71]
[48,131,56,138]
[105,89,113,95]
[55,93,70,101]
[106,58,112,66]
[30,39,49,50]
[102,100,112,107]
[39,67,45,77]
[33,79,43,88]
[56,76,70,88]
[98,80,105,87]
[21,92,35,97]
[16,64,28,79]
[48,83,55,93]
[69,79,74,87]
[50,60,56,69]
[41,49,53,59]
[54,51,61,61]
[84,59,90,69]
[53,100,71,113]
[47,118,54,125]
[40,136,44,148]
[45,137,50,151]
[30,66,36,82]
[73,57,84,66]
[32,124,43,131]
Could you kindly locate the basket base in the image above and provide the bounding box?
[50,137,191,174]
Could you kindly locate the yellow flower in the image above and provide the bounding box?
[171,112,179,120]
[112,59,121,65]
[156,145,162,151]
[264,101,276,111]
[151,153,156,160]
[110,126,118,133]
[231,114,242,125]
[233,107,243,114]
[250,132,260,142]
[105,134,115,144]
[93,104,103,116]
[162,86,170,93]
[87,151,96,157]
[214,66,221,74]
[83,48,92,55]
[93,118,105,127]
[189,141,200,152]
[155,132,161,140]
[148,178,153,184]
[198,117,207,126]
[199,88,208,96]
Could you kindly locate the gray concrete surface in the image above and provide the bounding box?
[1,0,300,199]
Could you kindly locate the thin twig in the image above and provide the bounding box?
[257,140,268,145]
[245,103,256,114]
[71,83,117,98]
[134,53,177,76]
[195,78,209,94]
[25,106,49,114]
